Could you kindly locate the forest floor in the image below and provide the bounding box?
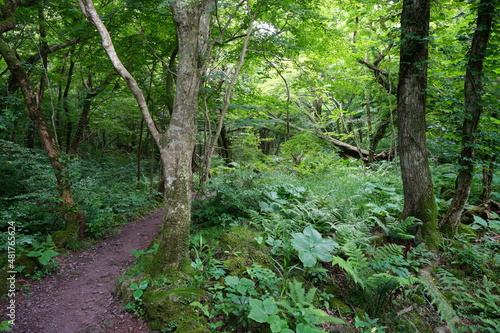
[5,210,163,333]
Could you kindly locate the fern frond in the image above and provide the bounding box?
[248,209,267,226]
[331,255,365,289]
[420,268,460,332]
[374,243,405,262]
[343,241,368,269]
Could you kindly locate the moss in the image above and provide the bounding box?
[141,287,206,331]
[174,316,209,333]
[52,228,79,249]
[330,298,353,317]
[219,226,272,275]
[15,253,41,276]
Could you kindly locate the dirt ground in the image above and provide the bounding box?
[6,210,163,333]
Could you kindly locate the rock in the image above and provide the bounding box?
[141,287,206,331]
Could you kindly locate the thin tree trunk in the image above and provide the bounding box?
[165,46,178,116]
[137,117,144,183]
[201,17,254,184]
[64,58,75,153]
[397,0,441,249]
[0,37,84,244]
[69,73,115,154]
[480,156,495,203]
[439,0,495,235]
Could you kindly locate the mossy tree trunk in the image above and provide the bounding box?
[79,0,215,274]
[0,2,82,245]
[397,0,441,250]
[439,0,496,235]
[152,0,215,273]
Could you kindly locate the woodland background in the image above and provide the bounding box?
[0,0,499,332]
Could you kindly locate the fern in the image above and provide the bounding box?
[332,241,421,316]
[419,268,460,332]
[372,216,422,241]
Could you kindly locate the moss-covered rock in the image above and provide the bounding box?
[15,253,41,276]
[141,287,206,331]
[220,226,272,275]
[52,228,79,249]
[174,316,209,333]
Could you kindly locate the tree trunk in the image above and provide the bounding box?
[152,0,214,273]
[69,73,115,154]
[397,0,441,250]
[0,36,84,244]
[200,17,253,184]
[79,0,215,274]
[439,0,495,235]
[479,156,495,203]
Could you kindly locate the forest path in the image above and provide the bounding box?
[11,210,163,333]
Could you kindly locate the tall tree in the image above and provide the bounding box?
[397,0,441,249]
[78,0,215,273]
[0,1,84,244]
[439,0,496,235]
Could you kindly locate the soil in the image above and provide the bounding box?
[5,210,163,333]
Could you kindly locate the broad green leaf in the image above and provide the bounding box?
[133,289,143,300]
[263,297,278,315]
[291,237,311,252]
[302,225,323,241]
[299,251,317,267]
[26,251,42,257]
[268,315,289,332]
[295,323,324,333]
[248,299,268,323]
[473,215,488,227]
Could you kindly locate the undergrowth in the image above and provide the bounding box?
[0,140,158,270]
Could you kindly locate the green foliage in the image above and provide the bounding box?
[130,280,149,300]
[26,235,59,267]
[280,133,323,166]
[192,169,265,227]
[248,280,344,333]
[0,320,12,332]
[332,241,421,317]
[354,313,387,333]
[130,244,159,259]
[290,225,337,267]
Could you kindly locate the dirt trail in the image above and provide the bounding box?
[10,210,163,333]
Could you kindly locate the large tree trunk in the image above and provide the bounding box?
[79,0,214,274]
[439,0,495,235]
[397,0,441,250]
[152,0,214,273]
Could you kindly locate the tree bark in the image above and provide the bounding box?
[479,157,495,203]
[397,0,441,249]
[439,0,496,235]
